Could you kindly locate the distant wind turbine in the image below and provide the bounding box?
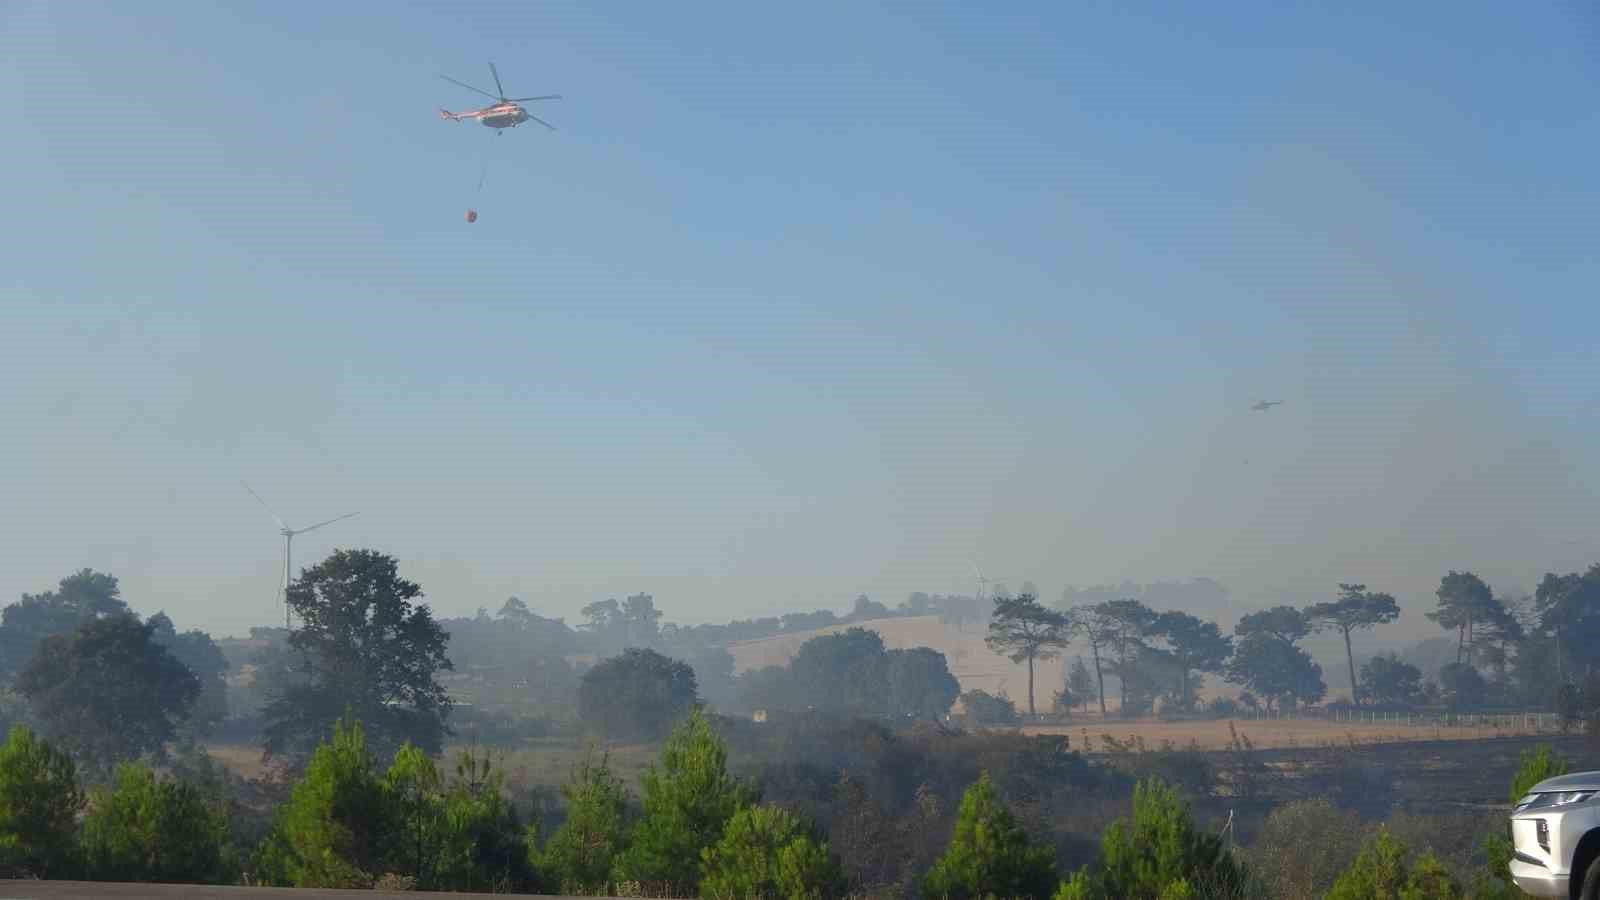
[973,565,1024,606]
[243,482,358,630]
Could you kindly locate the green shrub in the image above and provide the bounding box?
[922,772,1057,899]
[700,804,843,900]
[1478,744,1569,899]
[959,690,1021,727]
[541,745,630,894]
[613,708,755,895]
[430,747,537,892]
[250,714,392,888]
[1245,799,1368,900]
[384,743,445,887]
[1057,778,1251,900]
[0,725,82,878]
[82,761,233,883]
[1324,829,1463,900]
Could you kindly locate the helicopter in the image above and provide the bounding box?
[1250,400,1283,411]
[438,62,560,132]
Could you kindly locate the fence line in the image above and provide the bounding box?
[1238,708,1562,732]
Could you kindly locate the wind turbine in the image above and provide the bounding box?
[243,482,358,630]
[973,565,1023,605]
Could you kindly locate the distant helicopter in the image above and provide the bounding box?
[438,62,560,132]
[1251,400,1283,411]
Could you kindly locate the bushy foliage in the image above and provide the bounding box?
[1507,744,1570,803]
[788,628,892,715]
[700,804,843,900]
[16,612,199,771]
[1436,662,1487,709]
[886,647,962,720]
[384,743,445,886]
[1361,654,1424,707]
[613,708,756,895]
[959,689,1020,727]
[1224,632,1325,713]
[389,746,538,889]
[578,648,699,741]
[81,761,233,883]
[252,715,393,888]
[1057,778,1251,900]
[261,550,453,763]
[1246,799,1369,900]
[737,630,961,720]
[921,772,1057,900]
[825,773,946,897]
[541,745,630,894]
[254,716,535,891]
[1324,829,1462,900]
[146,612,231,737]
[427,748,538,892]
[0,725,82,878]
[0,570,128,682]
[1478,745,1568,898]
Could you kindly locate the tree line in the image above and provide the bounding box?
[3,701,1547,898]
[978,566,1600,722]
[4,552,1599,897]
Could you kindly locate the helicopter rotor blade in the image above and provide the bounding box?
[488,61,506,100]
[524,113,557,131]
[507,95,562,102]
[440,74,500,102]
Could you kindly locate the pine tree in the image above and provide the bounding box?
[922,773,1057,899]
[0,726,82,878]
[1325,829,1462,900]
[612,708,755,895]
[82,761,233,884]
[700,805,843,900]
[1057,778,1251,900]
[1068,657,1096,713]
[542,745,630,894]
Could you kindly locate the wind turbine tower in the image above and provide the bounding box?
[244,482,358,630]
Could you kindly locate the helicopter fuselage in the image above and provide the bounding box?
[479,103,529,128]
[440,102,529,128]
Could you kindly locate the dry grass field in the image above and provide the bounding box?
[1026,714,1559,752]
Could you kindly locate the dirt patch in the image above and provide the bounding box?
[203,743,273,780]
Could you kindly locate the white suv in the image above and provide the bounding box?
[1511,772,1600,898]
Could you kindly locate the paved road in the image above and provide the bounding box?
[0,883,582,899]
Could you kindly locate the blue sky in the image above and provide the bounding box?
[3,1,1598,640]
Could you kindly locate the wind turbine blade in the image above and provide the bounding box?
[293,511,359,535]
[243,481,287,531]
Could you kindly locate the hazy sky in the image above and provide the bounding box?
[4,2,1598,640]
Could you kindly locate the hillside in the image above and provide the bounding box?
[725,614,1072,702]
